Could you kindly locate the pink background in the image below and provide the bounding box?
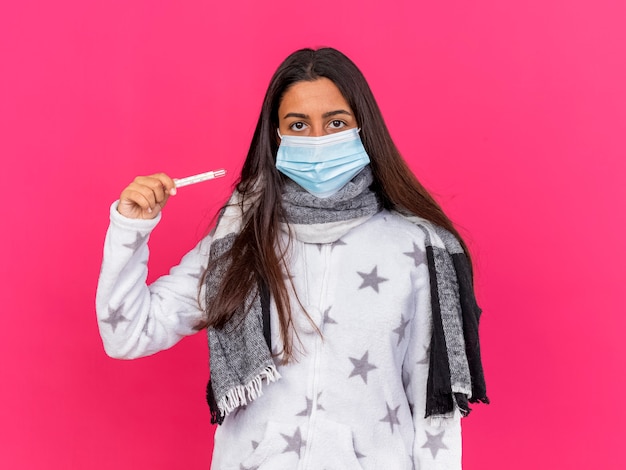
[1,1,624,468]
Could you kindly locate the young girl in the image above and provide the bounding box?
[96,47,487,469]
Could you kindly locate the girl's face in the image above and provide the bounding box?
[277,78,358,138]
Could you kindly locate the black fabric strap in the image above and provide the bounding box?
[206,380,224,425]
[451,253,489,405]
[424,245,455,417]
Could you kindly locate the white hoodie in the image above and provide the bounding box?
[96,203,462,469]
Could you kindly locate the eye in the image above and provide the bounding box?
[289,121,308,131]
[328,120,347,130]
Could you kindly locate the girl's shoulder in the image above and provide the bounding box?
[364,209,433,242]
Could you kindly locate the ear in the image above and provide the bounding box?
[274,127,282,147]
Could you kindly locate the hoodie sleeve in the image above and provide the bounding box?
[403,242,463,469]
[95,201,211,359]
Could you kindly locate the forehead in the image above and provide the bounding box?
[278,78,352,115]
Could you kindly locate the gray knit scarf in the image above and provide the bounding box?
[205,168,488,424]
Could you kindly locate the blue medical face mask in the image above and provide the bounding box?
[275,127,371,198]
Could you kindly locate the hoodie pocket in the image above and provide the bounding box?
[235,420,303,470]
[231,419,364,470]
[304,418,364,470]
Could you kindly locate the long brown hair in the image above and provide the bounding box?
[201,47,472,361]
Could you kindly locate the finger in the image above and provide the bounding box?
[134,176,167,206]
[150,172,177,196]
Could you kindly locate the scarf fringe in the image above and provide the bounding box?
[216,365,282,417]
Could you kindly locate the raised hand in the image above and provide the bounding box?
[117,173,177,219]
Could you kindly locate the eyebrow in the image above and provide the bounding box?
[282,109,353,119]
